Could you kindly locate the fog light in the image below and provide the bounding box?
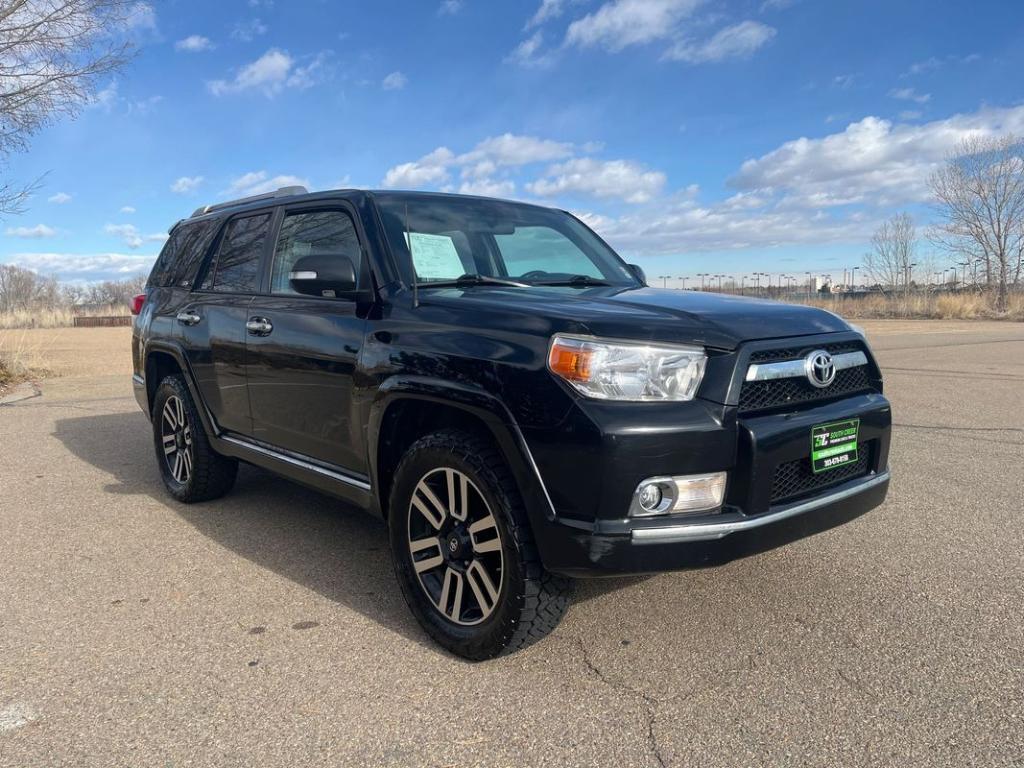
[638,484,663,512]
[630,472,727,517]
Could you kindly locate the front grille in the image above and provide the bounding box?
[770,442,872,504]
[739,340,876,413]
[739,366,873,412]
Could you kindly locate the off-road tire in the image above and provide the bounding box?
[389,428,573,660]
[152,374,237,503]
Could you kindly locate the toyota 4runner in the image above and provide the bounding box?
[132,186,892,660]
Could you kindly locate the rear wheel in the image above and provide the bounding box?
[152,375,237,503]
[389,429,572,660]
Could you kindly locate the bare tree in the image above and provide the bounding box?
[0,0,136,215]
[863,212,918,293]
[929,134,1024,311]
[0,262,57,310]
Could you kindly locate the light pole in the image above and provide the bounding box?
[677,276,687,290]
[698,273,706,291]
[658,274,670,288]
[851,266,859,289]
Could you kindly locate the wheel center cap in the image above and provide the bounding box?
[447,535,461,555]
[175,433,185,450]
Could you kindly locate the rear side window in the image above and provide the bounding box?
[202,213,272,293]
[270,210,362,295]
[146,220,219,289]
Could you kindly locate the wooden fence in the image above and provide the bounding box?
[72,315,133,328]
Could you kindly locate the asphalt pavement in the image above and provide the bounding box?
[1,321,1022,767]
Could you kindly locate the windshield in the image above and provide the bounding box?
[374,193,638,288]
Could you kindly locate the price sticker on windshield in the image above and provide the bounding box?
[810,419,859,473]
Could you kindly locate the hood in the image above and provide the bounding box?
[420,285,851,350]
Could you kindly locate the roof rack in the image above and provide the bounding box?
[190,185,309,218]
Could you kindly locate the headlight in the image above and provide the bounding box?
[547,334,707,401]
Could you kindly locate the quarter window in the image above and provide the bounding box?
[270,210,361,295]
[203,213,272,293]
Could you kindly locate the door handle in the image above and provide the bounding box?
[246,317,273,336]
[176,309,201,326]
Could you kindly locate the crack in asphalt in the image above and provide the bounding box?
[574,638,668,768]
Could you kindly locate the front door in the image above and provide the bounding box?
[244,206,368,473]
[179,210,275,436]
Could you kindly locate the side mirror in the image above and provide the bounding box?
[289,253,357,297]
[628,263,647,286]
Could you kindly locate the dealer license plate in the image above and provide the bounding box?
[811,419,860,474]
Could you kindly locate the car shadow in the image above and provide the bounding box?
[54,410,647,655]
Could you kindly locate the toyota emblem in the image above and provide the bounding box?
[804,349,836,388]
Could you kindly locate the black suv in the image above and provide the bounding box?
[132,186,891,660]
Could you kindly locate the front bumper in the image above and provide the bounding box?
[525,384,892,577]
[543,469,889,577]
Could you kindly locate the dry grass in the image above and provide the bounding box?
[790,292,1024,321]
[0,329,54,392]
[0,304,130,329]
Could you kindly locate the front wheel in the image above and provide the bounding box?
[389,429,572,660]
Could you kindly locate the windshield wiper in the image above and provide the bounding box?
[528,275,612,287]
[415,274,529,289]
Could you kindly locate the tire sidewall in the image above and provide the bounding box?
[152,377,195,501]
[389,436,527,658]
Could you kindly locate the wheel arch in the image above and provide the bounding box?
[368,377,557,535]
[142,341,218,438]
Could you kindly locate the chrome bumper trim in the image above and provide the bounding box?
[745,350,867,382]
[631,470,889,544]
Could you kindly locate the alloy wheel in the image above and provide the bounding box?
[160,395,193,484]
[407,467,504,626]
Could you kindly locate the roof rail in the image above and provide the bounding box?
[190,185,309,218]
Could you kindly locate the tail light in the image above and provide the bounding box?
[130,293,147,315]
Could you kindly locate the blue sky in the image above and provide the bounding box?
[3,0,1024,286]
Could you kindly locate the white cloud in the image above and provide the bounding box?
[507,30,554,68]
[48,192,72,204]
[5,224,56,239]
[5,252,157,281]
[382,71,407,90]
[171,176,204,194]
[665,20,776,63]
[104,224,168,250]
[382,148,456,188]
[564,0,705,52]
[175,34,214,52]
[460,134,573,167]
[225,171,310,197]
[457,179,517,197]
[438,0,462,15]
[382,134,576,188]
[730,105,1024,208]
[528,158,667,203]
[888,87,930,104]
[120,206,136,214]
[231,18,268,41]
[208,49,325,96]
[526,0,587,28]
[592,197,869,256]
[125,2,157,31]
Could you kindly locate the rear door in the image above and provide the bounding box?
[179,210,276,436]
[244,203,368,473]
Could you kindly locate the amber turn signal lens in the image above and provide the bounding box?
[548,339,593,382]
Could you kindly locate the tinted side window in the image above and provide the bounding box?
[168,219,219,288]
[270,210,362,295]
[202,213,272,293]
[146,229,182,288]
